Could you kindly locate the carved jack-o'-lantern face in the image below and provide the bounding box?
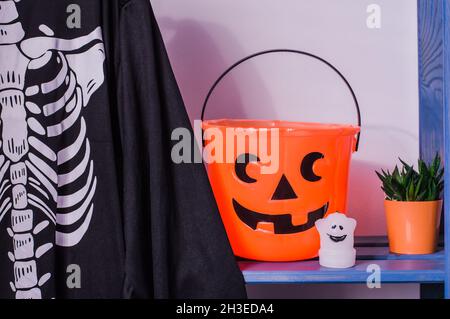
[232,152,328,235]
[204,120,359,262]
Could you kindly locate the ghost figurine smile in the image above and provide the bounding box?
[315,213,357,268]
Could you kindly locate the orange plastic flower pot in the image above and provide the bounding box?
[384,200,442,255]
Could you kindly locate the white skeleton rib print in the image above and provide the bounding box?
[0,0,105,298]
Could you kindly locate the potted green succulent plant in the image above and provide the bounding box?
[376,153,444,254]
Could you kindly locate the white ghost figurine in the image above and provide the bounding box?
[315,213,357,268]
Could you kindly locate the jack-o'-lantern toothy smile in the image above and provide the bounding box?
[232,199,329,234]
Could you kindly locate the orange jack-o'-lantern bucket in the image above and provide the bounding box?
[202,50,361,261]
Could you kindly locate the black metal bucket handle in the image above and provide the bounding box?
[201,49,362,151]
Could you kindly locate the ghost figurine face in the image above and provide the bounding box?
[315,213,357,268]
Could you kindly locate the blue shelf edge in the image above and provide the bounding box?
[356,247,444,260]
[240,247,446,284]
[240,260,445,284]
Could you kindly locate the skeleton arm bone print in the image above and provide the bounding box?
[0,0,105,299]
[21,26,106,106]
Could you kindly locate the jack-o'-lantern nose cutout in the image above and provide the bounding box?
[271,174,297,200]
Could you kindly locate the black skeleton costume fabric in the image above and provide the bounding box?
[0,0,246,299]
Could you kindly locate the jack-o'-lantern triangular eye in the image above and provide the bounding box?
[272,174,297,200]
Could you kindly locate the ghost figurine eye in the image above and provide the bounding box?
[315,212,357,268]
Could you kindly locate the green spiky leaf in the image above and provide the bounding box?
[375,153,444,202]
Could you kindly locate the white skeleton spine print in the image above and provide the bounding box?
[0,0,105,298]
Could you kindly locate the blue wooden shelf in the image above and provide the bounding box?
[240,247,446,284]
[418,0,450,298]
[356,247,444,260]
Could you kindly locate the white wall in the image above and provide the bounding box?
[246,283,419,299]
